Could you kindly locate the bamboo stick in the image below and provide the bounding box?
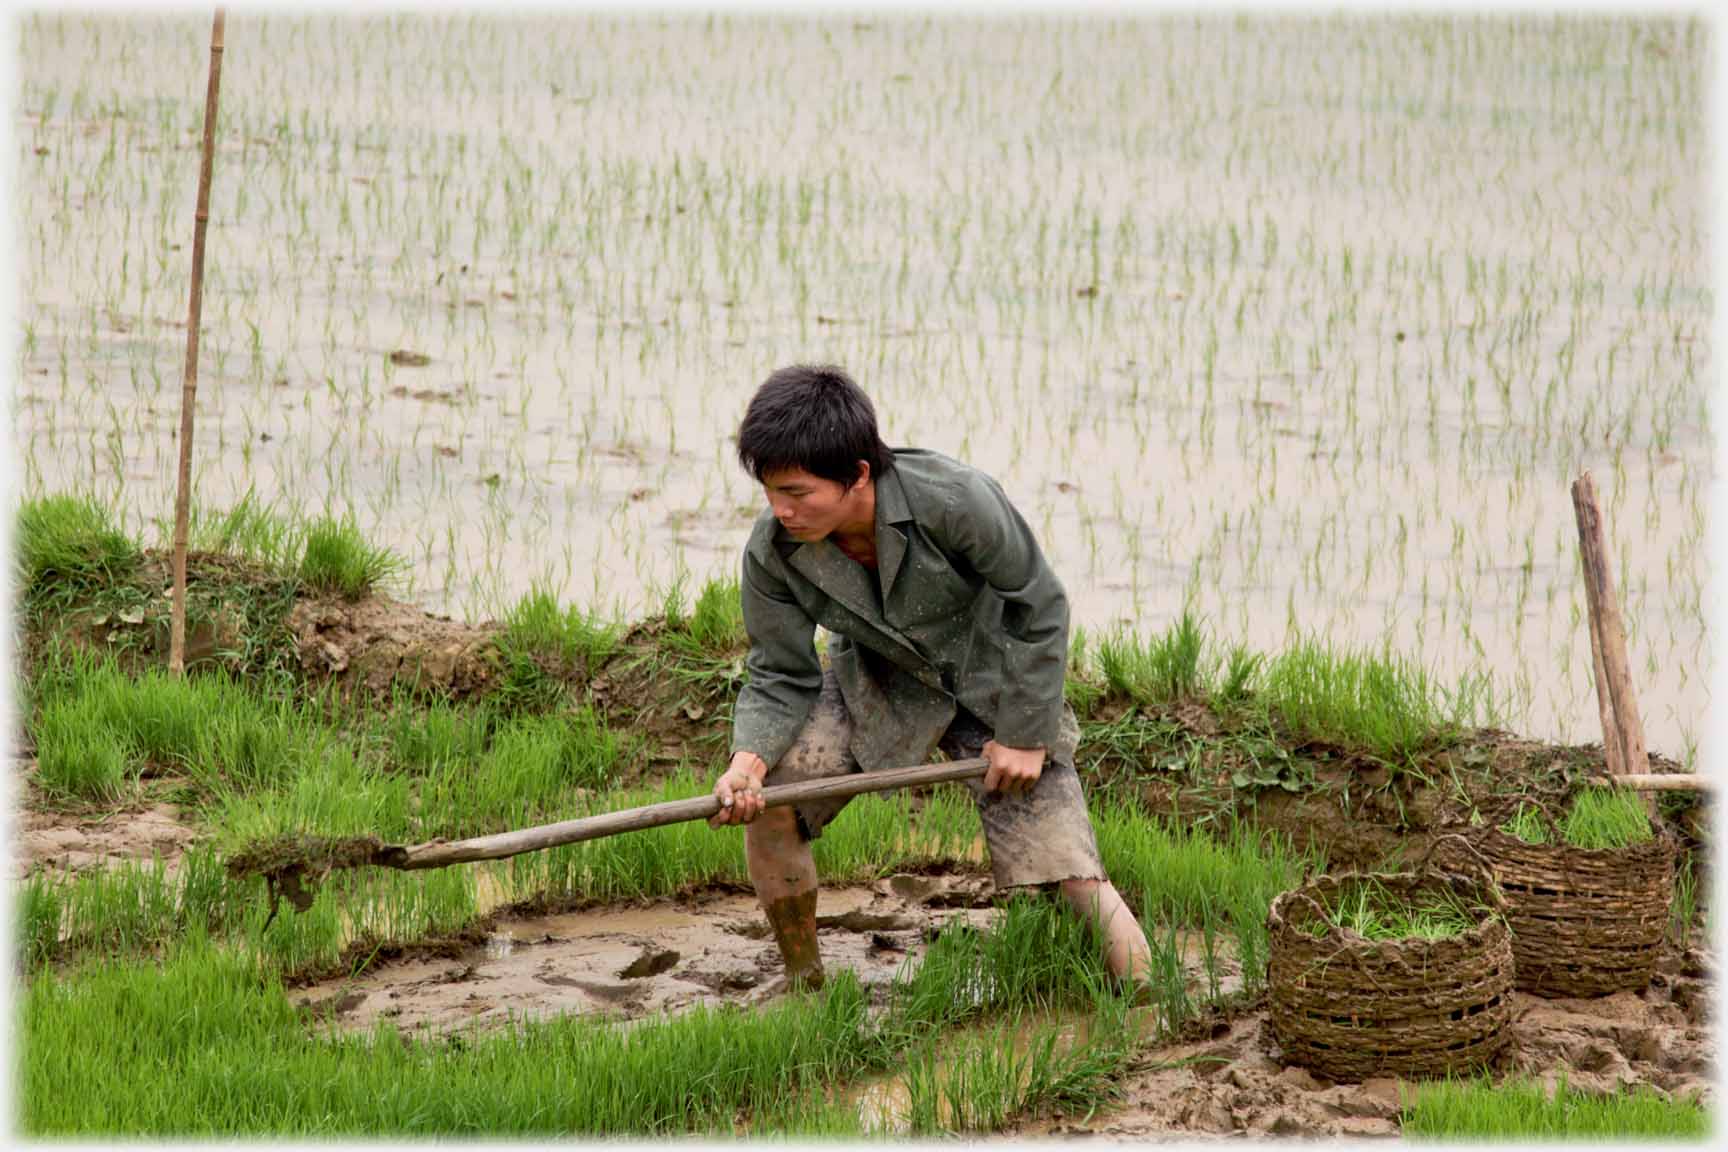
[168,9,227,676]
[1585,774,1712,793]
[377,757,990,871]
[1570,472,1649,778]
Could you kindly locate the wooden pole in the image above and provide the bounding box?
[1571,471,1651,807]
[378,757,990,871]
[168,9,226,676]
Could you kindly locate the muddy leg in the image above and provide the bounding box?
[746,806,825,990]
[1059,877,1153,985]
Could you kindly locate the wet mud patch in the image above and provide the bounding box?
[13,771,201,878]
[290,878,1001,1035]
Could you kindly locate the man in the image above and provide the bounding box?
[711,364,1152,991]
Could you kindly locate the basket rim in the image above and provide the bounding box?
[1470,818,1679,863]
[1268,868,1508,953]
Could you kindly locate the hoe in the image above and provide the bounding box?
[229,756,989,920]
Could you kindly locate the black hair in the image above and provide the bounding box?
[735,364,894,487]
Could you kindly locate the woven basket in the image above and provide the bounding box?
[1464,796,1676,998]
[1268,867,1514,1082]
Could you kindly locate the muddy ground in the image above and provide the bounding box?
[12,765,199,879]
[283,866,1714,1138]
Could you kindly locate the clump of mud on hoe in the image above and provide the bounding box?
[226,834,393,919]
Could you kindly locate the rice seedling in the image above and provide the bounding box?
[1667,855,1698,948]
[31,694,138,803]
[1257,636,1497,758]
[1093,611,1210,705]
[1400,1071,1711,1140]
[150,488,303,570]
[1499,789,1654,850]
[1091,800,1313,996]
[298,514,407,599]
[15,491,139,598]
[23,884,1145,1136]
[899,1003,1131,1135]
[1301,876,1487,942]
[497,582,620,673]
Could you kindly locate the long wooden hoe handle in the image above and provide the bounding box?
[375,757,990,871]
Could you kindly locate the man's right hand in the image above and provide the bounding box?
[710,750,770,827]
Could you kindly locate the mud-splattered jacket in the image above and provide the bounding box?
[729,447,1078,773]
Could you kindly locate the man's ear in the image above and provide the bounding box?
[850,460,872,491]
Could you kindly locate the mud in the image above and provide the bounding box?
[13,770,201,878]
[290,877,1003,1035]
[287,595,500,702]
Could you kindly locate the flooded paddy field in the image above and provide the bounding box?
[13,12,1712,755]
[11,9,1715,1142]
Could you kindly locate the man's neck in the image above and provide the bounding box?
[831,481,877,553]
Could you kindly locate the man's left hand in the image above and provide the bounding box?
[982,740,1045,795]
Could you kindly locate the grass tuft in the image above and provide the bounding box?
[17,493,140,597]
[298,515,406,599]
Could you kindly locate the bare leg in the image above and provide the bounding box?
[745,806,825,990]
[1059,877,1153,984]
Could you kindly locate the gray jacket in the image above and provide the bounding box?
[729,448,1077,773]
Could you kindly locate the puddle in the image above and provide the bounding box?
[292,875,1000,1035]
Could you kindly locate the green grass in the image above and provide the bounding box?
[32,693,138,802]
[899,1002,1132,1135]
[1401,1072,1711,1140]
[153,489,304,570]
[21,893,1140,1137]
[1500,789,1654,850]
[298,514,407,599]
[1303,876,1487,942]
[1258,636,1498,758]
[499,583,621,672]
[16,492,140,598]
[1092,611,1209,705]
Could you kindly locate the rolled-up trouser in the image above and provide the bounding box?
[763,667,1108,891]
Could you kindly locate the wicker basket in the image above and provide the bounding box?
[1464,797,1676,998]
[1268,868,1515,1082]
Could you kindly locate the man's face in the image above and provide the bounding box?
[761,466,862,542]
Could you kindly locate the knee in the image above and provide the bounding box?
[745,806,802,854]
[1059,876,1104,903]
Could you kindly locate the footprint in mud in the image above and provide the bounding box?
[886,874,994,908]
[619,945,681,980]
[680,970,761,994]
[539,974,650,1007]
[818,909,916,933]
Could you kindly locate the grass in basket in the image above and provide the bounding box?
[1499,790,1653,850]
[1304,877,1484,942]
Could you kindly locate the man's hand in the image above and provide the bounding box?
[710,750,770,826]
[982,740,1045,795]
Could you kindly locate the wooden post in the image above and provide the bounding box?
[169,9,226,676]
[1570,471,1650,788]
